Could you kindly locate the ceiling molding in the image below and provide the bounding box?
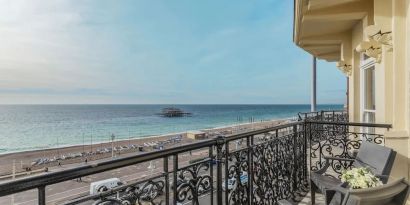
[308,0,360,10]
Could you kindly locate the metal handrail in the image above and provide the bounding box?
[306,120,392,129]
[0,138,217,196]
[225,121,303,141]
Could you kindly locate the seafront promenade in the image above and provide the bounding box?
[0,119,287,179]
[0,146,211,205]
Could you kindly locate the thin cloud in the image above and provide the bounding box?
[0,0,345,104]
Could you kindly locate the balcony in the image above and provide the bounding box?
[0,111,392,205]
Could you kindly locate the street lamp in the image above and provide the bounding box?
[235,140,240,150]
[147,161,156,175]
[111,134,115,158]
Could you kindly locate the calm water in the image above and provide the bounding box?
[0,104,342,154]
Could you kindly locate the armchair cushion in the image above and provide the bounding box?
[352,141,395,176]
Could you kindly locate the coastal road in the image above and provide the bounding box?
[0,149,210,205]
[0,132,256,205]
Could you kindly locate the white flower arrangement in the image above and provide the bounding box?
[341,167,383,189]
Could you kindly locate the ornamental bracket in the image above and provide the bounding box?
[336,61,352,76]
[355,25,392,63]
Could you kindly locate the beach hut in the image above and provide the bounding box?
[187,131,206,140]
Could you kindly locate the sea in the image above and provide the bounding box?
[0,104,342,154]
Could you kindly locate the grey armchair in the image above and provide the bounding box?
[331,177,410,205]
[310,141,396,205]
[278,178,409,205]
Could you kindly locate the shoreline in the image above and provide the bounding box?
[0,117,291,157]
[0,132,185,157]
[0,118,288,176]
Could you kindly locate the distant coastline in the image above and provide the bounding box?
[0,117,292,157]
[0,104,343,154]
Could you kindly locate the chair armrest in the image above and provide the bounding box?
[375,174,388,179]
[313,159,331,174]
[375,174,389,183]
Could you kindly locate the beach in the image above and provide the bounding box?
[0,118,287,178]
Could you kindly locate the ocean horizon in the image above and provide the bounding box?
[0,104,342,154]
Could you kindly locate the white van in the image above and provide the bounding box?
[90,178,124,195]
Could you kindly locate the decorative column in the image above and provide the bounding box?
[311,56,317,112]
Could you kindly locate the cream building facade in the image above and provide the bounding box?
[294,0,410,181]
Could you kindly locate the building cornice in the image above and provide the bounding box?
[293,0,372,62]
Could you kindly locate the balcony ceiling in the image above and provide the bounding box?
[294,0,372,62]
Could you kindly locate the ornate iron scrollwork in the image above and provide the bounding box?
[309,123,385,177]
[226,125,308,204]
[227,148,249,204]
[92,179,165,205]
[176,161,212,205]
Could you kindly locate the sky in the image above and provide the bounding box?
[0,0,346,104]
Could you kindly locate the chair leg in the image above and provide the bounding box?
[324,190,336,205]
[311,180,316,205]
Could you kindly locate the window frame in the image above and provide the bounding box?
[360,54,376,124]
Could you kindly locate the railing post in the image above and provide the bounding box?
[308,122,312,173]
[164,157,169,205]
[209,146,214,205]
[38,186,46,205]
[173,154,178,205]
[215,136,225,205]
[247,135,254,205]
[224,138,229,204]
[292,125,298,197]
[303,122,308,182]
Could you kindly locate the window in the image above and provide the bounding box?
[363,66,375,111]
[360,54,376,133]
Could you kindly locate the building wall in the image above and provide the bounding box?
[346,0,410,180]
[294,0,410,183]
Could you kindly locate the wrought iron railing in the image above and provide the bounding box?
[0,114,392,205]
[298,110,348,122]
[307,121,391,177]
